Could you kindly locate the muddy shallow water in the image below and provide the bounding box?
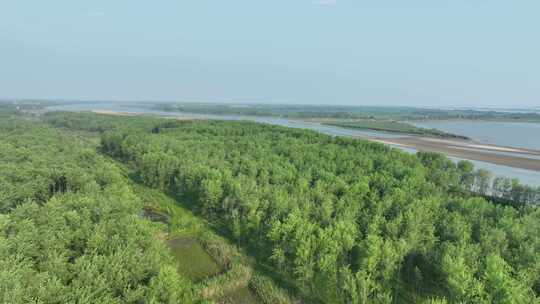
[167,237,222,282]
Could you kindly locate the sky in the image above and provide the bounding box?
[1,1,538,107]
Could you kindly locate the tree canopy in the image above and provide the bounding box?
[2,111,538,303]
[93,116,539,303]
[0,118,194,303]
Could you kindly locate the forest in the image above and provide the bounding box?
[1,108,539,303]
[1,107,296,303]
[0,112,196,303]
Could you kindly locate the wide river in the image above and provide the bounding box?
[46,103,540,186]
[413,120,540,150]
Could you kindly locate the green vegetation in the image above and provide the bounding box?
[0,100,47,115]
[135,181,296,303]
[0,118,195,303]
[417,153,540,206]
[2,109,539,303]
[155,102,540,122]
[250,274,294,304]
[156,103,375,119]
[58,113,535,303]
[324,120,469,139]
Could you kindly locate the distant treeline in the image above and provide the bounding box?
[416,152,540,207]
[155,103,540,122]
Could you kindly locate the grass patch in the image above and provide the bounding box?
[128,172,297,303]
[250,274,295,304]
[195,264,252,300]
[132,183,205,236]
[220,286,261,304]
[198,230,248,269]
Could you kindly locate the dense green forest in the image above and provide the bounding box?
[0,108,296,303]
[45,112,539,303]
[0,117,195,303]
[1,108,539,303]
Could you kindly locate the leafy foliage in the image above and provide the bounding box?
[3,110,539,303]
[95,117,539,303]
[0,119,194,303]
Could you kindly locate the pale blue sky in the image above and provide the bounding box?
[1,1,538,107]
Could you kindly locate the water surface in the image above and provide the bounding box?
[414,120,540,150]
[167,237,222,282]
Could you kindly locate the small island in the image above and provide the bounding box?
[323,119,470,140]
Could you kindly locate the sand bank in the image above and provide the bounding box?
[371,137,540,172]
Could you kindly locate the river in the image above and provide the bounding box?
[413,120,540,150]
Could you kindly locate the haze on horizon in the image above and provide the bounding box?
[1,1,538,108]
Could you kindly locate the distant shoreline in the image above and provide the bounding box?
[371,137,540,172]
[92,110,134,116]
[322,121,470,140]
[409,118,540,124]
